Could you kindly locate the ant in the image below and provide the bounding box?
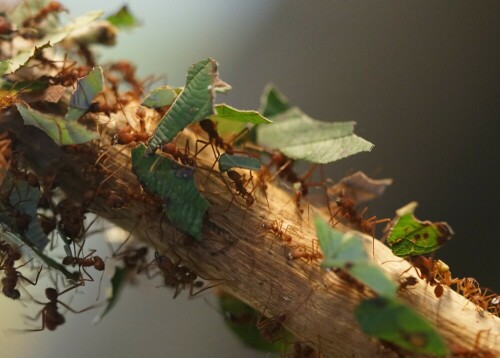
[24,285,95,331]
[261,220,293,245]
[332,193,390,254]
[56,198,86,241]
[0,241,42,299]
[225,169,255,207]
[22,1,67,28]
[407,256,458,298]
[62,248,105,283]
[397,275,418,293]
[287,241,323,263]
[113,108,151,145]
[257,312,287,342]
[161,140,196,167]
[456,278,498,314]
[143,250,206,299]
[114,246,149,272]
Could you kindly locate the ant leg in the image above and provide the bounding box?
[19,265,43,286]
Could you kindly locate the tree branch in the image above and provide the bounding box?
[55,130,500,358]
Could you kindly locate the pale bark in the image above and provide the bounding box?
[57,131,500,358]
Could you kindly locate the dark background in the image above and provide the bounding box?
[0,1,498,357]
[224,1,500,290]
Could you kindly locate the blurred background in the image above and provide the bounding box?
[1,1,499,357]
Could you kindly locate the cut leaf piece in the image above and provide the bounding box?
[106,5,140,29]
[218,291,290,353]
[355,297,448,357]
[141,86,181,108]
[219,153,261,172]
[329,171,393,204]
[0,175,49,251]
[3,11,103,74]
[94,266,126,324]
[387,204,453,257]
[66,67,104,121]
[16,103,99,146]
[257,107,374,164]
[315,217,396,298]
[132,144,208,240]
[0,228,75,280]
[146,58,231,155]
[259,84,290,118]
[210,104,271,125]
[16,102,96,144]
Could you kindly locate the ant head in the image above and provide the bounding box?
[94,257,105,271]
[62,256,73,265]
[162,142,176,154]
[46,288,58,301]
[245,195,254,206]
[2,286,20,300]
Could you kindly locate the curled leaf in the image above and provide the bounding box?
[146,58,230,155]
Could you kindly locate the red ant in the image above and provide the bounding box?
[257,312,287,342]
[407,256,458,298]
[224,169,255,207]
[161,140,196,167]
[0,241,42,299]
[56,198,85,241]
[22,1,67,28]
[112,107,151,145]
[143,250,206,299]
[108,61,144,96]
[62,248,105,283]
[261,220,293,245]
[397,275,418,293]
[24,285,95,331]
[288,241,323,263]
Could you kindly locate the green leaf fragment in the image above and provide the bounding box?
[141,86,181,108]
[146,58,230,155]
[94,266,127,324]
[257,107,374,164]
[259,83,290,117]
[210,104,271,125]
[355,297,448,357]
[0,176,49,251]
[106,5,140,29]
[315,217,396,298]
[0,228,75,280]
[218,292,290,353]
[66,67,104,121]
[131,144,208,240]
[387,206,453,257]
[218,153,261,172]
[16,103,99,146]
[3,11,103,74]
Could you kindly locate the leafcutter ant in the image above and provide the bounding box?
[23,285,95,332]
[62,248,105,283]
[261,220,293,245]
[0,241,42,299]
[143,250,207,299]
[287,241,323,263]
[21,1,67,28]
[397,275,418,293]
